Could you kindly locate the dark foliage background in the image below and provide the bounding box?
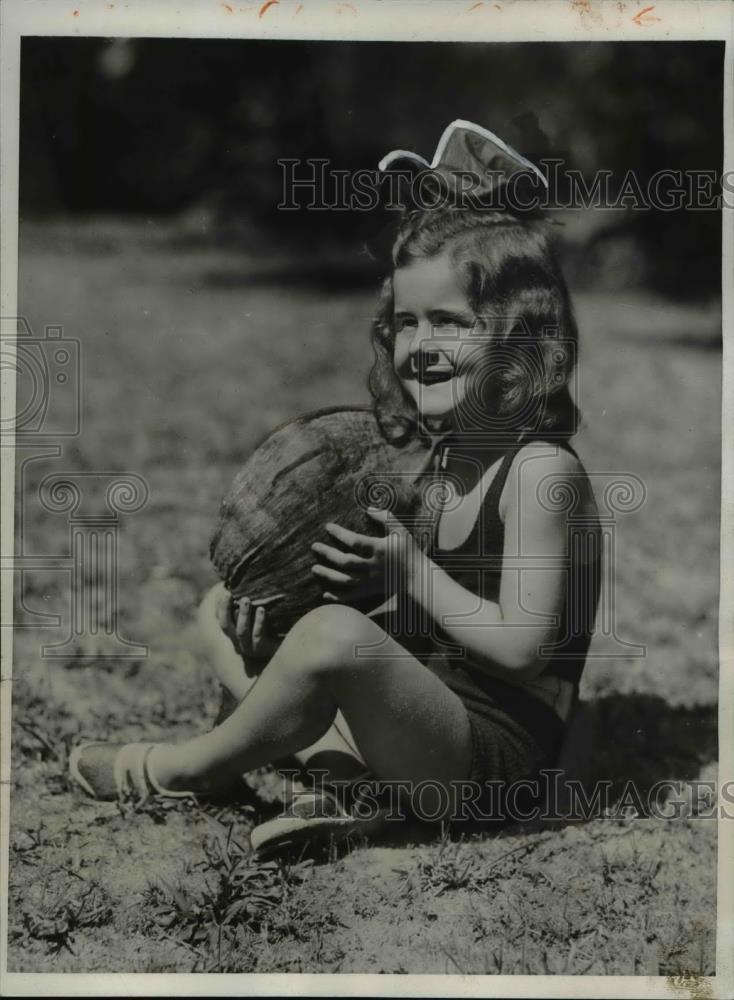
[19,38,724,300]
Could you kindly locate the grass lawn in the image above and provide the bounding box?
[6,216,721,974]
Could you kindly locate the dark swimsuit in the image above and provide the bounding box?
[374,439,602,792]
[216,439,601,808]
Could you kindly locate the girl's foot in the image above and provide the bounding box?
[250,788,389,859]
[69,741,196,803]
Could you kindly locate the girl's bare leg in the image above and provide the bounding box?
[157,602,473,814]
[196,584,368,779]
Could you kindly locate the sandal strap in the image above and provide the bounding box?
[70,741,196,802]
[113,743,158,801]
[143,745,196,799]
[68,741,107,798]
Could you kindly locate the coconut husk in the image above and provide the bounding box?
[209,406,439,636]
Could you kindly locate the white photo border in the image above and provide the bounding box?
[1,1,732,997]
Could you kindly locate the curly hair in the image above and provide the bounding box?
[368,208,580,445]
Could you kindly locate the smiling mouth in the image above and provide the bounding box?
[411,355,455,385]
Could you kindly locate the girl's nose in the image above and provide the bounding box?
[408,320,431,357]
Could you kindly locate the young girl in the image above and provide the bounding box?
[71,122,601,852]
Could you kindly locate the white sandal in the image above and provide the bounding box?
[69,741,196,803]
[250,788,388,858]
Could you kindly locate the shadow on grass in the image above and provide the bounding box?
[580,692,717,798]
[220,686,718,855]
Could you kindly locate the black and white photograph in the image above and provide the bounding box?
[0,0,732,994]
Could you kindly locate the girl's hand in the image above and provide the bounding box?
[311,507,419,601]
[215,592,280,675]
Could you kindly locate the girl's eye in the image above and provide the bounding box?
[394,315,417,333]
[432,313,472,330]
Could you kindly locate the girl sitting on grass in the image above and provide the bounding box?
[71,121,601,854]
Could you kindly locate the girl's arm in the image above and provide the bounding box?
[404,446,584,682]
[312,445,595,683]
[313,446,594,680]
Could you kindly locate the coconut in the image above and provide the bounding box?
[209,406,438,637]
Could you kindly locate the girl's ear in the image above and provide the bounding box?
[506,320,522,338]
[507,317,533,342]
[491,317,525,343]
[470,312,488,335]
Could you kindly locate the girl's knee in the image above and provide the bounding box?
[197,582,226,624]
[281,604,378,677]
[296,603,377,650]
[195,583,229,653]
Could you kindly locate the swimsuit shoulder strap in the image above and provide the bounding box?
[480,438,579,550]
[484,448,521,519]
[480,446,522,555]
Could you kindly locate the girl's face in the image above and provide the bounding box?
[392,250,486,426]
